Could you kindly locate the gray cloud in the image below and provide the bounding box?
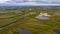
[0,0,60,5]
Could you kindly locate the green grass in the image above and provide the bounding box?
[0,8,60,34]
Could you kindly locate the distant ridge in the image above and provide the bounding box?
[0,6,60,8]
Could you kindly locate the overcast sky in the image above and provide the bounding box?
[0,0,60,6]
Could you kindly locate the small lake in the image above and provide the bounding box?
[17,28,32,34]
[54,29,60,34]
[36,16,49,20]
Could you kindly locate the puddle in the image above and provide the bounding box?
[17,28,32,34]
[36,16,49,20]
[54,29,60,34]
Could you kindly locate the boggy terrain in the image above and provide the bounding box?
[0,7,60,34]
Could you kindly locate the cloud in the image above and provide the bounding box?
[0,0,11,3]
[0,0,60,6]
[39,0,60,3]
[0,0,60,4]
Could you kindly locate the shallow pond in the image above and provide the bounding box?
[36,16,49,20]
[17,28,32,34]
[54,29,60,34]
